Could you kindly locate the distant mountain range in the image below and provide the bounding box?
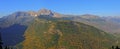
[72,14,120,34]
[0,9,120,49]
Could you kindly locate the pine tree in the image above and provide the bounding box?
[5,46,11,49]
[5,46,7,49]
[115,46,120,49]
[112,46,114,49]
[0,32,3,49]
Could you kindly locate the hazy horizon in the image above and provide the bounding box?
[0,0,120,17]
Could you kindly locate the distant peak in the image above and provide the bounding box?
[80,14,99,19]
[39,8,51,12]
[38,8,62,18]
[38,8,52,15]
[81,14,97,16]
[7,8,62,18]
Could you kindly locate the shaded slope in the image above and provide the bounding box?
[17,18,117,49]
[0,24,27,46]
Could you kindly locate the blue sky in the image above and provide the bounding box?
[0,0,120,17]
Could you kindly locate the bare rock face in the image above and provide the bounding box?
[38,9,62,18]
[53,12,62,18]
[28,11,38,17]
[38,9,53,16]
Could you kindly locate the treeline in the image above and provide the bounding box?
[111,46,120,49]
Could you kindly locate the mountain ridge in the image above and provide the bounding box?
[16,17,118,49]
[1,9,120,33]
[0,8,120,47]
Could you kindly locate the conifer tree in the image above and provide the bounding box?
[0,32,3,49]
[115,46,120,49]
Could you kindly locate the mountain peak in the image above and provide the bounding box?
[37,8,62,18]
[38,8,53,16]
[39,8,51,12]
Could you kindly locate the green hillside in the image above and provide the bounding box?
[17,17,118,49]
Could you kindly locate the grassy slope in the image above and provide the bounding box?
[17,18,118,49]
